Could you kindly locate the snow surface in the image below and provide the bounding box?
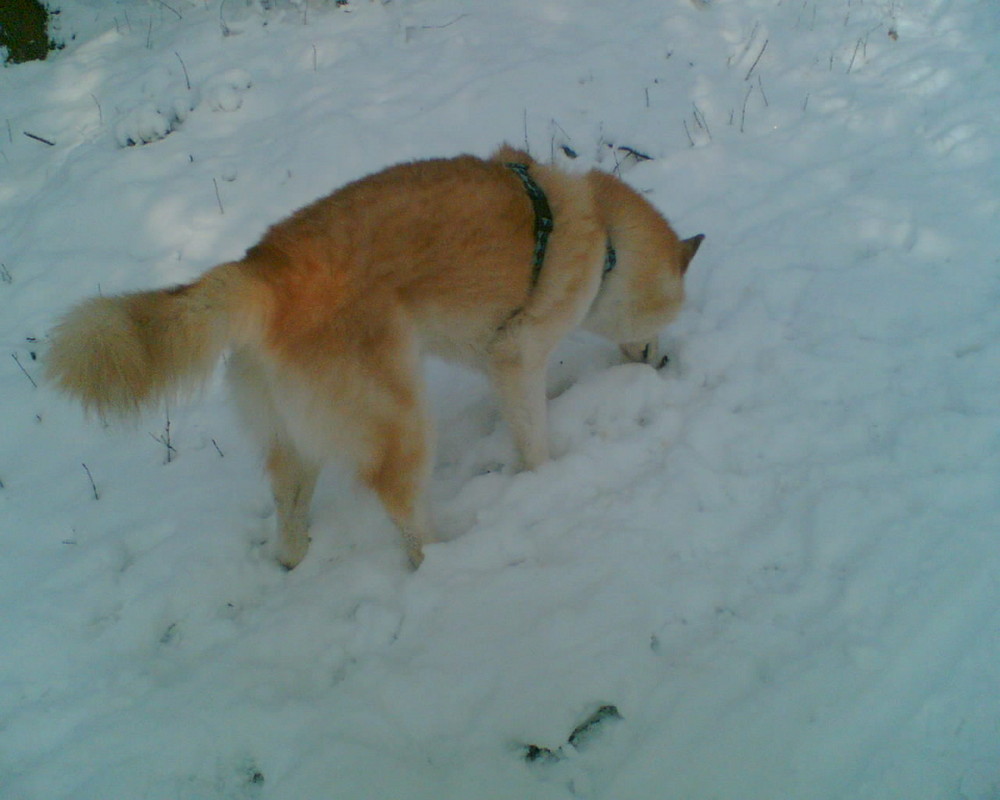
[2,0,999,798]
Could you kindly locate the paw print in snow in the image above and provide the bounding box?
[202,68,253,112]
[114,89,196,147]
[114,68,253,147]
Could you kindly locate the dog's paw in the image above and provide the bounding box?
[276,534,311,571]
[405,540,425,570]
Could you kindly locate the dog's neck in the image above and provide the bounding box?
[494,167,619,339]
[506,161,618,287]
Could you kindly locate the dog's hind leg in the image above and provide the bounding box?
[228,349,320,569]
[267,439,320,570]
[345,326,434,568]
[358,394,433,568]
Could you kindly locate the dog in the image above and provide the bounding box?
[46,145,703,569]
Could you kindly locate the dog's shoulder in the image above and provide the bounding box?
[489,144,536,167]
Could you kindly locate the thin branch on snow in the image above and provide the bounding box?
[740,85,753,132]
[23,131,55,146]
[213,178,225,215]
[150,411,177,464]
[11,353,37,388]
[82,463,100,501]
[153,0,182,20]
[174,51,191,90]
[745,38,768,81]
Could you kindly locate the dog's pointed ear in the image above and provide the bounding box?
[679,234,704,274]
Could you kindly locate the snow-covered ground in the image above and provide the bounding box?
[2,0,998,797]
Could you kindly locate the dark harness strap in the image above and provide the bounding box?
[506,162,554,286]
[505,161,618,286]
[603,238,617,277]
[493,165,620,338]
[505,161,618,299]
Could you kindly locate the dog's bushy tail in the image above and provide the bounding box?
[46,261,265,418]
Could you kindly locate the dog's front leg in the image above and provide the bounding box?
[490,354,550,471]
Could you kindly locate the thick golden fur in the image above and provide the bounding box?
[46,146,703,569]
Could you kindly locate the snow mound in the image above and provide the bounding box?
[115,69,251,146]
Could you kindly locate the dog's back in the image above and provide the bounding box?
[239,153,605,366]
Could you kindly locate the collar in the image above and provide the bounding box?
[506,162,554,285]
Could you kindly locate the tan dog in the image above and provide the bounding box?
[46,146,703,569]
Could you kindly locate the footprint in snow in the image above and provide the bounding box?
[522,704,623,764]
[202,68,253,112]
[114,68,253,147]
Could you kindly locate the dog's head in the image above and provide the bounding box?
[583,170,703,365]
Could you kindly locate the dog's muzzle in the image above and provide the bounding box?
[620,340,669,369]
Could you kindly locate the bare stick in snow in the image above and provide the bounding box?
[847,38,863,73]
[82,463,100,500]
[174,51,191,90]
[11,353,37,388]
[745,38,768,81]
[757,74,769,107]
[730,21,760,68]
[24,132,56,146]
[150,411,177,464]
[740,85,753,133]
[548,118,571,162]
[154,0,182,20]
[692,104,712,140]
[415,14,468,31]
[617,145,652,163]
[213,178,224,214]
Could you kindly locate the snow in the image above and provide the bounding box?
[1,0,999,797]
